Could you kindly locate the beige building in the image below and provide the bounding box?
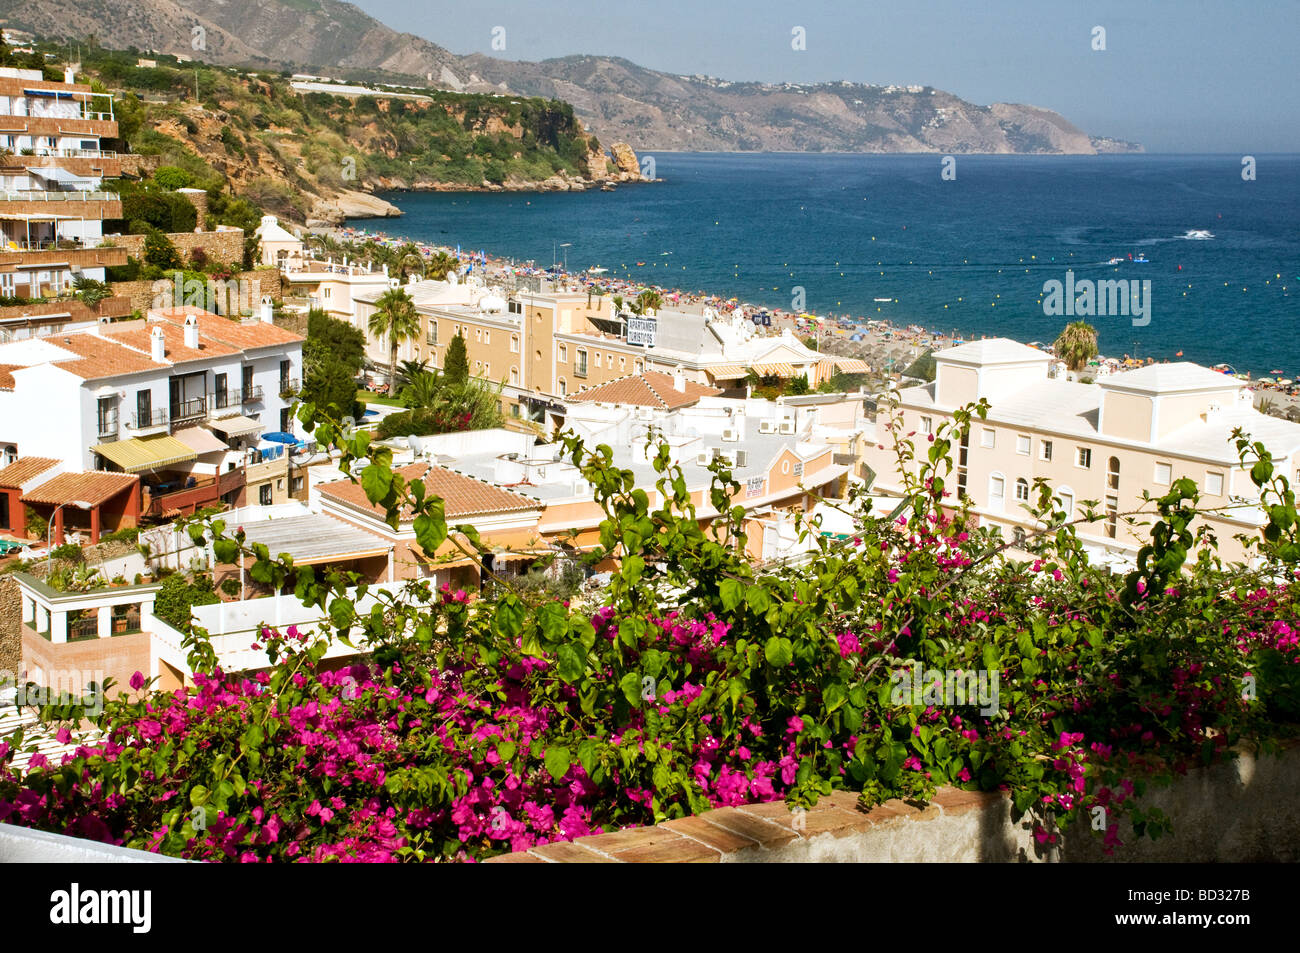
[861,338,1298,564]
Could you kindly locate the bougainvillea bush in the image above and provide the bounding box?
[2,400,1299,861]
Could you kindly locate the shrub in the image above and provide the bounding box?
[49,543,84,564]
[152,572,220,633]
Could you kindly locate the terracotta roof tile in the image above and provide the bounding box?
[0,456,59,488]
[571,371,721,409]
[23,471,138,507]
[319,462,538,520]
[149,308,305,349]
[0,364,18,390]
[101,321,242,365]
[39,334,167,380]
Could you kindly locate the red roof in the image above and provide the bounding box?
[319,462,538,520]
[570,371,721,409]
[23,471,138,507]
[0,456,60,489]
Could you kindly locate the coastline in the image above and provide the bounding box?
[325,221,1298,409]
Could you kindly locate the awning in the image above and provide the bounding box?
[706,364,749,379]
[173,426,229,456]
[833,358,871,374]
[493,550,552,564]
[92,434,197,472]
[750,362,799,377]
[209,415,262,437]
[30,167,93,187]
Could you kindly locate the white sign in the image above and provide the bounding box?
[746,477,766,498]
[627,317,657,347]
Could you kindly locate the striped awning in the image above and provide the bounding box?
[493,550,551,564]
[92,434,197,473]
[750,362,799,377]
[706,364,749,379]
[833,358,871,374]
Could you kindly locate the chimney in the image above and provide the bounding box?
[260,295,274,324]
[673,367,685,392]
[64,66,76,85]
[183,314,200,350]
[150,326,166,362]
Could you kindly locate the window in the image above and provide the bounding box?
[510,367,519,386]
[558,344,567,363]
[475,328,481,342]
[511,335,519,354]
[980,428,995,449]
[0,492,8,531]
[1107,456,1120,490]
[291,476,304,494]
[482,362,490,377]
[619,356,626,370]
[508,300,523,314]
[483,330,490,344]
[136,390,152,426]
[1077,447,1092,469]
[1016,435,1031,455]
[634,360,643,374]
[96,396,117,436]
[1040,440,1053,462]
[242,365,254,398]
[1059,490,1074,519]
[215,372,228,409]
[920,416,933,434]
[510,404,521,418]
[280,408,291,432]
[1013,526,1027,548]
[1015,478,1030,502]
[1205,471,1224,496]
[276,479,284,491]
[427,323,438,346]
[989,474,1006,507]
[575,349,588,378]
[1105,494,1119,538]
[279,360,290,391]
[595,352,602,368]
[558,378,567,397]
[1153,462,1172,485]
[259,484,273,505]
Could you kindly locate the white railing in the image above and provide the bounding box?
[0,189,116,202]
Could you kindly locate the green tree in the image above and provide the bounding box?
[368,288,420,390]
[152,572,219,634]
[142,228,181,271]
[902,350,937,382]
[444,331,470,386]
[786,375,811,395]
[1053,321,1099,373]
[426,251,459,281]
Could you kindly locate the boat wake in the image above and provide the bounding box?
[1180,229,1215,240]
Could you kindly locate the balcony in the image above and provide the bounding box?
[279,379,300,399]
[574,364,588,379]
[142,468,245,519]
[129,408,170,433]
[213,386,263,411]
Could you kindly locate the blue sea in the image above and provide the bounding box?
[354,154,1300,376]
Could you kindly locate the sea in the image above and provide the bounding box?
[353,153,1300,377]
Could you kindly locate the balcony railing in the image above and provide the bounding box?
[279,379,300,398]
[169,397,207,425]
[574,364,588,379]
[130,408,169,431]
[0,190,117,202]
[96,413,119,438]
[214,386,263,410]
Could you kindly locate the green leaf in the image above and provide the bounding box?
[620,672,644,705]
[544,746,571,782]
[764,636,793,667]
[555,644,585,683]
[497,741,516,763]
[720,578,744,611]
[360,463,392,504]
[413,508,448,554]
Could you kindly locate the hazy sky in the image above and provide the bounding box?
[350,0,1299,152]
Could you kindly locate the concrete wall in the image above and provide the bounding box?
[0,576,20,679]
[110,269,282,316]
[0,823,187,863]
[488,741,1300,863]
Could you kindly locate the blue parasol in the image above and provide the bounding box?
[262,431,298,445]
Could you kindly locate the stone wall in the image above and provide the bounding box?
[487,741,1300,863]
[110,268,282,316]
[0,577,20,679]
[111,227,245,268]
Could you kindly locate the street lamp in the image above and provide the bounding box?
[47,499,92,571]
[559,242,572,273]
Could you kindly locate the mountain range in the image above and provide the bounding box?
[0,0,1141,154]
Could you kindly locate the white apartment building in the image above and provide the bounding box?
[0,305,304,472]
[861,338,1300,564]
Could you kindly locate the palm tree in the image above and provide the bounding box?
[369,287,420,390]
[635,288,663,315]
[425,250,459,281]
[1053,321,1098,373]
[395,243,425,282]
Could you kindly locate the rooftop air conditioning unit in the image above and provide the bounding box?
[734,450,748,467]
[779,420,796,435]
[714,449,735,467]
[721,427,738,442]
[696,452,712,467]
[573,480,591,496]
[758,420,776,434]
